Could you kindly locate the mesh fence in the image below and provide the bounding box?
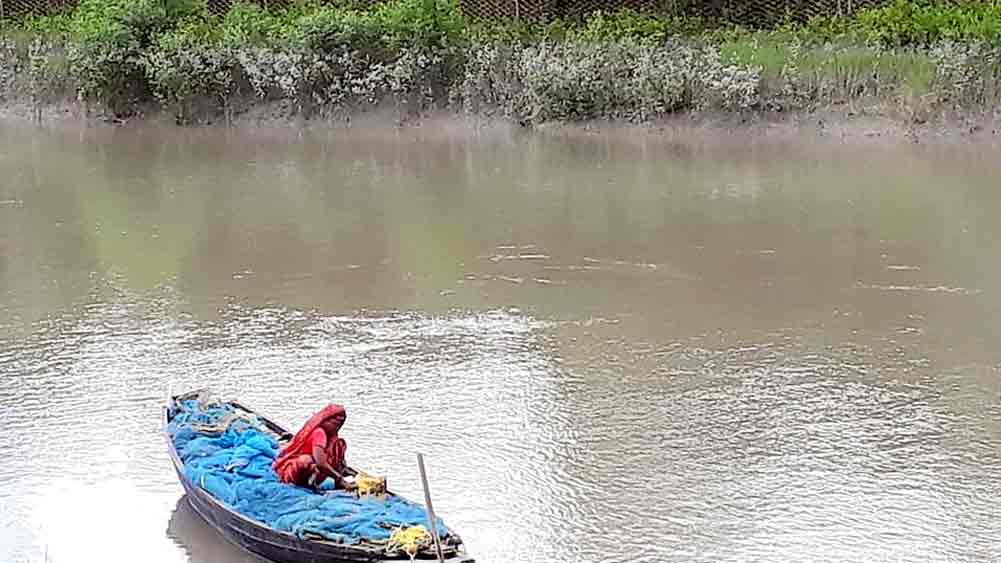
[0,0,66,19]
[0,0,890,26]
[466,0,891,24]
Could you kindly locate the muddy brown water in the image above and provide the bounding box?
[1,121,1000,563]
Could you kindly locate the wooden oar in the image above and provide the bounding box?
[417,453,446,563]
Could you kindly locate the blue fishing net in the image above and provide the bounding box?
[167,399,450,545]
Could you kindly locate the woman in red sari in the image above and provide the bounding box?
[272,404,356,490]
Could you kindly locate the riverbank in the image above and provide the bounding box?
[6,101,999,151]
[2,0,1000,141]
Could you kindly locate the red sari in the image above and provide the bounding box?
[272,404,347,487]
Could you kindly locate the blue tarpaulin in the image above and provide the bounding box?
[167,399,449,545]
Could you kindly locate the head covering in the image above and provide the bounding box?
[273,404,346,468]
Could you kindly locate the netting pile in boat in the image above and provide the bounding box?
[166,397,450,547]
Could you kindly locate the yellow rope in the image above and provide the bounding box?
[387,525,432,562]
[354,472,387,499]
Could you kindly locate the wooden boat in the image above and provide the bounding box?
[164,391,475,563]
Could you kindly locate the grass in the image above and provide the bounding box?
[719,32,938,104]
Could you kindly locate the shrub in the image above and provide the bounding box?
[218,1,309,48]
[293,0,465,54]
[567,9,707,43]
[457,38,758,124]
[374,0,466,51]
[930,41,1001,107]
[66,0,209,112]
[295,6,388,55]
[145,21,235,122]
[854,0,1001,47]
[14,13,75,37]
[467,9,707,45]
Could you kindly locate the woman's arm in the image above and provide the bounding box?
[312,443,344,481]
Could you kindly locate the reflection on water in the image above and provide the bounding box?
[168,497,268,563]
[1,122,1000,563]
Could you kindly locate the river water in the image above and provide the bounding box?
[0,121,999,563]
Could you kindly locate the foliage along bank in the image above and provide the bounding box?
[1,0,1000,125]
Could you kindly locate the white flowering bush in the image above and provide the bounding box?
[517,42,622,121]
[0,36,27,98]
[691,46,760,110]
[145,26,237,121]
[455,38,759,124]
[236,48,306,101]
[930,41,1001,108]
[387,47,457,105]
[26,38,75,106]
[303,51,387,110]
[0,35,75,108]
[452,41,528,120]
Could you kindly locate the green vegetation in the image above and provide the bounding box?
[1,0,1000,124]
[854,0,1001,46]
